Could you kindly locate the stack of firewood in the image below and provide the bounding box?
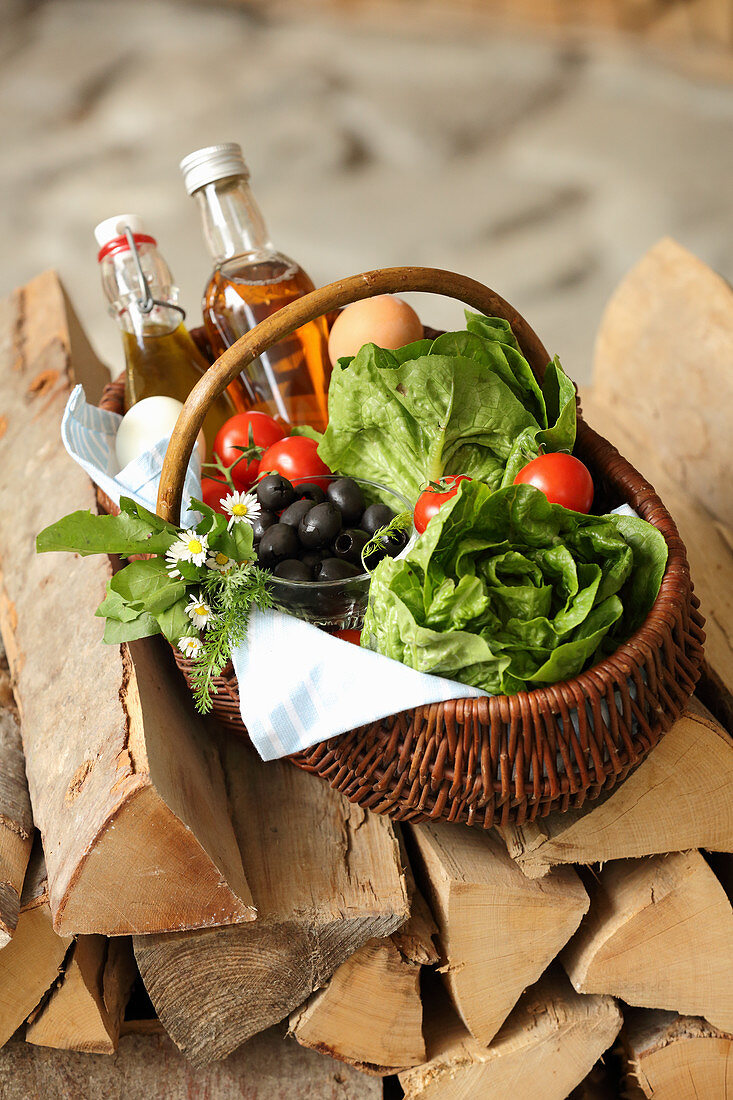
[0,239,730,1099]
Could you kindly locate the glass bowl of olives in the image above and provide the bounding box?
[252,473,415,629]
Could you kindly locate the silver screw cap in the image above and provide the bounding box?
[179,143,249,195]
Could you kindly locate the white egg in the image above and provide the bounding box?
[115,396,206,470]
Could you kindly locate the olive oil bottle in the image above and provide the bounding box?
[180,144,331,432]
[94,214,236,453]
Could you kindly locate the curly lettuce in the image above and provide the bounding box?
[318,311,576,503]
[362,481,668,695]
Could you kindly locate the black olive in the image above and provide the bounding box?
[326,478,365,525]
[273,559,311,582]
[298,502,342,549]
[363,528,409,570]
[279,498,314,529]
[360,503,395,536]
[333,528,370,568]
[300,549,326,572]
[296,482,326,505]
[256,474,296,511]
[316,558,361,581]
[257,523,299,566]
[251,509,277,543]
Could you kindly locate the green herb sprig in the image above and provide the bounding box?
[361,511,413,572]
[189,563,273,714]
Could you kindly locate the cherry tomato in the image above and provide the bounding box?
[213,412,286,490]
[201,477,228,514]
[334,628,361,646]
[414,476,472,534]
[259,436,332,488]
[514,452,594,513]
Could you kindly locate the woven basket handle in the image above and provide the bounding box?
[156,266,550,524]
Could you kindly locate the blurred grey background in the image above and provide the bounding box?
[1,0,732,383]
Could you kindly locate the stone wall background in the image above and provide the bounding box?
[1,0,732,382]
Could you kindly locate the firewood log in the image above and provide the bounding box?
[500,699,733,877]
[0,841,71,1048]
[0,640,32,949]
[134,733,409,1066]
[591,237,733,530]
[289,884,438,1074]
[405,821,589,1045]
[563,851,733,1031]
[622,1008,733,1100]
[399,968,622,1100]
[0,272,254,936]
[25,935,136,1054]
[0,1025,382,1099]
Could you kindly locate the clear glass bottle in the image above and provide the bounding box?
[180,144,331,433]
[95,214,236,454]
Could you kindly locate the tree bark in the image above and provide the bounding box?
[0,271,254,935]
[134,732,409,1065]
[0,639,32,948]
[405,821,588,1045]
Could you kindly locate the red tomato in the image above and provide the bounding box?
[334,628,361,646]
[414,476,472,534]
[213,412,286,490]
[258,436,332,487]
[201,477,228,514]
[514,452,594,512]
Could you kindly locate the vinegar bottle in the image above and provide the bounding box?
[94,214,236,454]
[180,143,331,433]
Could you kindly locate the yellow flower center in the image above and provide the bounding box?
[188,538,203,554]
[194,605,207,616]
[231,503,248,517]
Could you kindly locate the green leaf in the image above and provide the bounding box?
[157,599,191,645]
[289,424,324,443]
[110,558,186,616]
[95,583,145,623]
[118,496,179,535]
[103,613,161,643]
[37,509,174,557]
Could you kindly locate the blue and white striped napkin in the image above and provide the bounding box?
[61,385,202,528]
[231,608,488,761]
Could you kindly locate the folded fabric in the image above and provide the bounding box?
[231,608,489,761]
[61,385,202,527]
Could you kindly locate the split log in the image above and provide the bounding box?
[0,272,254,935]
[0,841,71,1048]
[500,699,733,877]
[591,236,733,529]
[398,968,622,1100]
[0,1026,382,1099]
[289,884,437,1074]
[0,639,32,948]
[405,821,588,1045]
[25,935,136,1054]
[563,850,733,1031]
[134,733,409,1065]
[622,1009,733,1100]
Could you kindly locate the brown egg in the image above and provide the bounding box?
[328,295,423,364]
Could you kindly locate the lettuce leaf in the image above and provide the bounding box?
[318,311,576,502]
[362,481,668,695]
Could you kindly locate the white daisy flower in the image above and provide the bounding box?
[186,595,213,630]
[172,528,209,567]
[207,549,235,574]
[221,489,261,531]
[178,635,204,659]
[165,541,188,579]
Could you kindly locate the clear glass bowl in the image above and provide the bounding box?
[266,476,415,630]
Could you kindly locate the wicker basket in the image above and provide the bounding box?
[102,267,705,828]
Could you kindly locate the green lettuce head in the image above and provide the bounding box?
[362,480,668,695]
[318,312,577,503]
